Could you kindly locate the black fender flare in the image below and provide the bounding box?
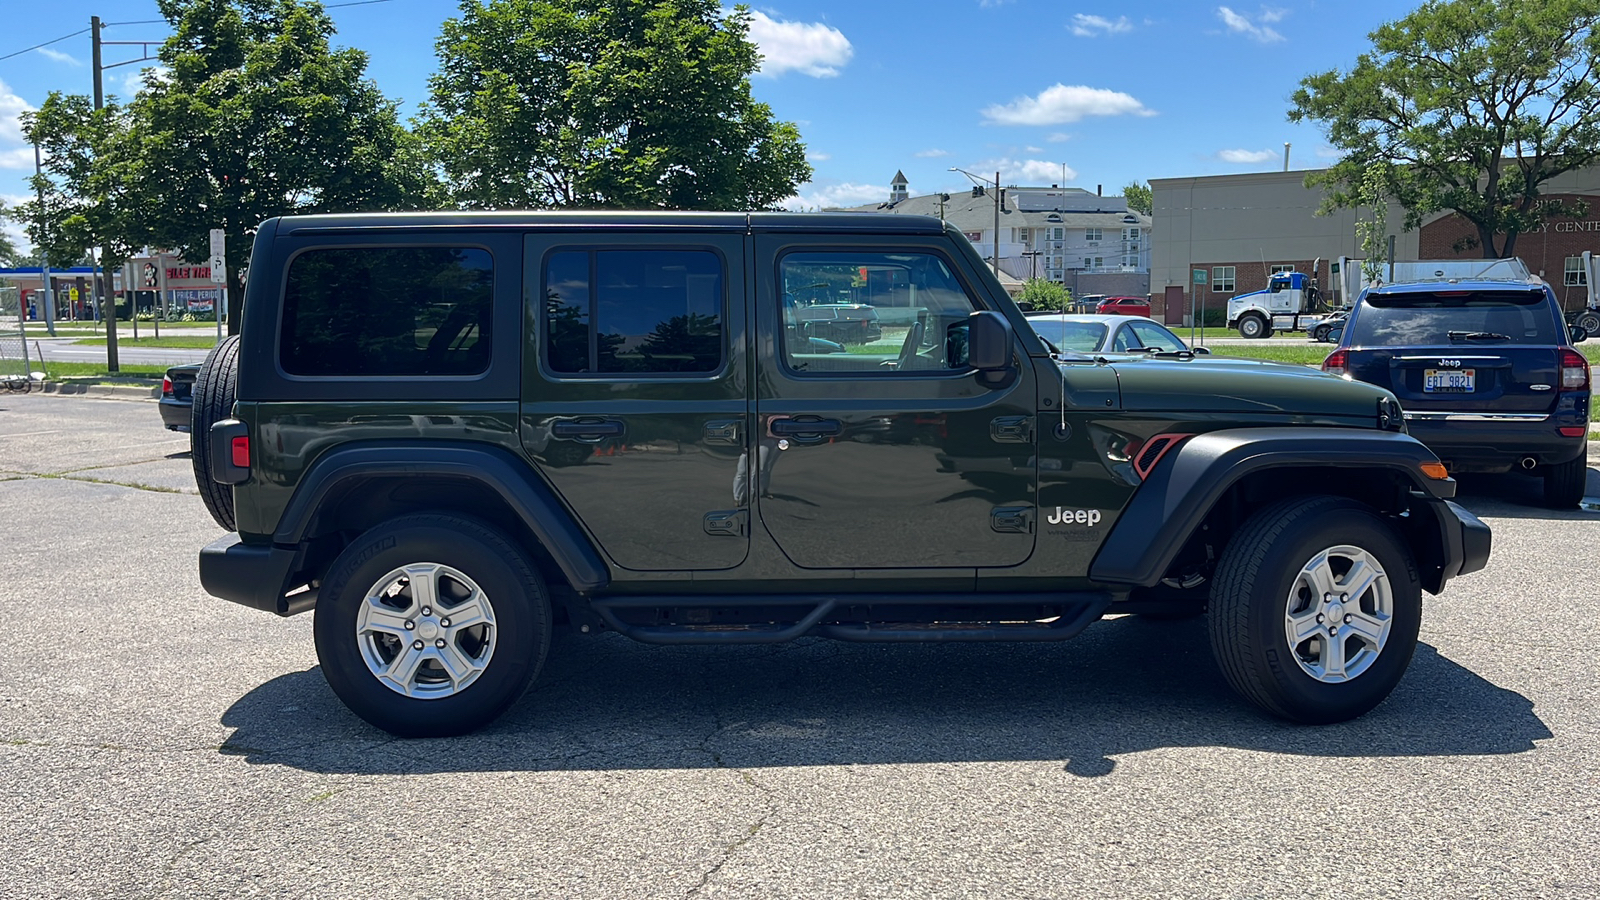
[275,441,610,594]
[1088,427,1472,591]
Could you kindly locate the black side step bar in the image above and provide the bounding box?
[585,592,1113,645]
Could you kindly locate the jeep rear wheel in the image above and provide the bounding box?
[313,513,551,737]
[190,335,240,531]
[1542,454,1589,509]
[1208,496,1421,724]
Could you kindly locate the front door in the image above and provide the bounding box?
[751,235,1039,569]
[521,231,749,571]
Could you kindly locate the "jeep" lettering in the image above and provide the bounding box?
[1045,507,1102,526]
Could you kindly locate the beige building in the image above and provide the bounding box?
[1151,167,1600,325]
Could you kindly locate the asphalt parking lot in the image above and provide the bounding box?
[2,393,1598,899]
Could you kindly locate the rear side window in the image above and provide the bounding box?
[1351,290,1560,345]
[280,247,492,377]
[543,249,724,374]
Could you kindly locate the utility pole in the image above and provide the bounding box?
[949,167,1004,277]
[32,142,55,336]
[91,15,118,373]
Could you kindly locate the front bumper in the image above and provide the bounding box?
[1404,415,1586,472]
[199,533,314,616]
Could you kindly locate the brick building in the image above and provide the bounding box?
[1150,167,1600,325]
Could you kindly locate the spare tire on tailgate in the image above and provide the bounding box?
[191,334,240,531]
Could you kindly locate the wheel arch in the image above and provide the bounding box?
[1088,428,1468,595]
[276,442,610,596]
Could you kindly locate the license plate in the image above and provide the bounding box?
[1424,368,1475,392]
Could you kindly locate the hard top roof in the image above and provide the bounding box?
[272,210,948,235]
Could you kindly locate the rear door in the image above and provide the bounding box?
[521,230,750,572]
[1344,287,1564,414]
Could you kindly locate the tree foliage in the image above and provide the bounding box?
[1354,163,1391,283]
[1019,278,1071,312]
[1122,181,1152,216]
[418,0,811,210]
[0,201,21,267]
[1290,0,1600,257]
[19,0,439,332]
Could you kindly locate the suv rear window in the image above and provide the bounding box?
[1350,290,1559,345]
[281,247,492,377]
[544,249,723,375]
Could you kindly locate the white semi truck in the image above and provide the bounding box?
[1225,259,1334,339]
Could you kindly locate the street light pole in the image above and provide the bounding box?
[90,15,119,373]
[32,142,55,336]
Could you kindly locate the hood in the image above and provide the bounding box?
[1082,354,1393,418]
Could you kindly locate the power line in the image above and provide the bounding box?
[327,0,399,7]
[104,19,167,27]
[0,28,91,64]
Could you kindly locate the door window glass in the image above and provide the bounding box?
[543,249,724,374]
[1112,326,1138,351]
[1129,320,1186,351]
[779,251,982,374]
[280,247,492,377]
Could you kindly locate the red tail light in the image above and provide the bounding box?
[1322,349,1349,376]
[1558,348,1589,391]
[230,435,251,469]
[161,375,173,397]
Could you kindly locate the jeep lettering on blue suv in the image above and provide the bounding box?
[191,212,1490,737]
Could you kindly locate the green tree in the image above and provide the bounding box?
[1122,181,1152,216]
[20,94,142,277]
[1019,278,1071,312]
[419,0,811,210]
[1354,163,1390,284]
[130,0,439,331]
[0,202,19,267]
[1290,0,1600,258]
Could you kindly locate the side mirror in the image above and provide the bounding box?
[1192,346,1212,355]
[966,310,1014,370]
[1571,325,1589,343]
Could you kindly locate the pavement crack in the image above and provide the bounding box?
[144,837,210,900]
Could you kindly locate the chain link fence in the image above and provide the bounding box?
[1,284,40,388]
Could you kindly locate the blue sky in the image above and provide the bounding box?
[2,0,1407,249]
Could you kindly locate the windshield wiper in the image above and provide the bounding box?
[1447,330,1511,342]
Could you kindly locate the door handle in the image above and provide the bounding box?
[551,419,625,442]
[769,417,842,438]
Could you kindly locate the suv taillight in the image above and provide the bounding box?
[1559,348,1589,391]
[1322,349,1348,376]
[161,375,173,397]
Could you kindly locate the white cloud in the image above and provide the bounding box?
[0,80,36,171]
[782,181,887,211]
[1219,148,1276,163]
[1071,14,1133,37]
[982,84,1154,126]
[1259,6,1288,23]
[969,158,1079,185]
[1217,7,1285,43]
[914,148,950,158]
[1315,145,1343,159]
[1047,132,1071,143]
[746,10,853,78]
[806,152,831,161]
[119,66,170,97]
[1025,145,1043,153]
[37,47,82,66]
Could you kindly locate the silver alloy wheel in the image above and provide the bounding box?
[355,562,497,699]
[1282,544,1393,683]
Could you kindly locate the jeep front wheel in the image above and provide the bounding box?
[1208,496,1420,724]
[313,513,551,737]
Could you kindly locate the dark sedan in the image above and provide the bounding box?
[160,363,199,432]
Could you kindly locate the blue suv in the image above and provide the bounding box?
[1323,273,1591,507]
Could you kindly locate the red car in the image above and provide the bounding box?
[1095,296,1151,317]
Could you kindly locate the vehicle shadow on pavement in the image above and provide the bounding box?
[217,616,1549,777]
[1450,466,1600,520]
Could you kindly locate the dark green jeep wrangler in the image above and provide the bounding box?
[192,211,1490,737]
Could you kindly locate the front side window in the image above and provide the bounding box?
[780,251,981,374]
[281,246,492,377]
[1212,266,1236,293]
[1565,256,1587,286]
[544,249,723,375]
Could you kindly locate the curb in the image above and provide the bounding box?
[34,382,160,402]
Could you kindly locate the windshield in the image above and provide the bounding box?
[1029,320,1107,351]
[1349,290,1559,345]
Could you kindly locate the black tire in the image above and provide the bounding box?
[314,513,552,737]
[1312,324,1330,343]
[1208,496,1421,724]
[1238,314,1272,339]
[1576,310,1600,335]
[1542,454,1589,509]
[190,335,240,531]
